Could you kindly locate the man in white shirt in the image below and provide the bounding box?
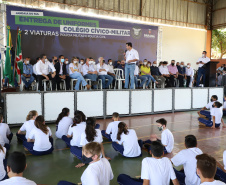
[117,141,179,185]
[107,59,115,86]
[197,95,218,120]
[97,57,113,89]
[185,63,194,87]
[196,51,210,87]
[58,142,114,185]
[82,58,98,89]
[196,154,226,185]
[0,151,37,185]
[36,54,56,91]
[159,61,172,87]
[171,135,203,185]
[124,42,139,89]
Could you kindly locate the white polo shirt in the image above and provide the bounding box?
[106,121,120,142]
[81,158,114,185]
[201,181,226,185]
[97,63,109,75]
[67,124,86,147]
[171,147,203,185]
[117,129,141,157]
[161,129,174,153]
[82,64,96,76]
[0,147,6,180]
[141,157,176,184]
[0,123,11,144]
[206,101,215,115]
[211,107,223,123]
[197,57,210,68]
[36,60,56,75]
[107,65,114,74]
[80,129,103,146]
[28,127,52,151]
[125,48,139,64]
[159,66,170,75]
[33,64,37,75]
[19,120,36,139]
[55,116,73,139]
[0,176,37,185]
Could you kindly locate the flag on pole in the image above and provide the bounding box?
[4,26,14,86]
[15,29,23,84]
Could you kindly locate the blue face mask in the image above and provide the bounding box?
[61,59,65,63]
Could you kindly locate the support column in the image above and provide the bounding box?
[206,30,212,58]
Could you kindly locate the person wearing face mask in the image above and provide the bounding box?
[199,101,226,129]
[97,57,113,89]
[143,118,174,154]
[140,59,158,89]
[21,57,34,90]
[58,142,114,185]
[107,59,115,87]
[159,61,172,87]
[69,57,91,90]
[197,95,218,121]
[36,54,56,91]
[177,61,186,87]
[196,51,210,87]
[54,55,70,90]
[115,60,121,68]
[82,58,98,89]
[151,61,166,88]
[64,57,70,78]
[185,63,194,87]
[168,60,178,87]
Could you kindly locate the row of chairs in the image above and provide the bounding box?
[20,69,159,91]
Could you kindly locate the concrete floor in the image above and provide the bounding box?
[8,111,226,185]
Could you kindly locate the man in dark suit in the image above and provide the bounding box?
[54,55,70,90]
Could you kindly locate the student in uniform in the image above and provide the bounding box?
[214,150,226,183]
[117,141,179,185]
[0,151,37,185]
[16,110,38,142]
[101,112,120,142]
[0,114,13,151]
[171,135,203,185]
[0,145,7,181]
[58,142,114,185]
[143,118,174,154]
[198,95,218,120]
[62,114,86,159]
[55,108,73,139]
[196,154,226,185]
[23,116,53,156]
[112,122,142,158]
[75,117,110,168]
[199,101,226,129]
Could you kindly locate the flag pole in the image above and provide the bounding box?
[13,27,19,87]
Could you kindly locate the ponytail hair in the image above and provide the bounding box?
[26,110,38,121]
[72,114,82,127]
[35,116,48,135]
[214,101,222,108]
[56,108,70,125]
[74,110,86,122]
[117,122,129,141]
[85,117,97,142]
[0,145,5,154]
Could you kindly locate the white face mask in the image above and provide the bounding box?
[80,61,84,64]
[66,61,69,64]
[88,61,92,65]
[73,60,78,64]
[147,64,151,67]
[153,64,157,67]
[45,59,48,62]
[26,61,30,64]
[109,62,112,66]
[180,65,184,67]
[202,54,205,57]
[187,65,190,68]
[144,62,147,65]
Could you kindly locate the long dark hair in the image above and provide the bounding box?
[85,117,97,142]
[56,108,70,125]
[26,110,37,121]
[35,116,49,135]
[72,114,82,127]
[74,110,86,122]
[117,122,129,141]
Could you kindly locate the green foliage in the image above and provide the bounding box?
[212,29,226,59]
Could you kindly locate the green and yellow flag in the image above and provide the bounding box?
[4,26,14,86]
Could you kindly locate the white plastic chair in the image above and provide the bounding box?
[114,69,125,89]
[36,79,52,91]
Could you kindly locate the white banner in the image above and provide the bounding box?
[11,11,43,16]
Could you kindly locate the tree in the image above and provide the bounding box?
[212,29,226,59]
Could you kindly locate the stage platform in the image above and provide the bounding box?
[3,87,224,125]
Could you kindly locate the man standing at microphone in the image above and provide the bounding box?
[124,42,139,89]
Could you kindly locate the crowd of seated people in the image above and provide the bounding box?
[7,54,197,91]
